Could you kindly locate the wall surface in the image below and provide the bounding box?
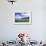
[0,0,46,41]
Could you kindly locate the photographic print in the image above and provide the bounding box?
[13,11,32,25]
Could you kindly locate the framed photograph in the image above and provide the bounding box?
[13,11,32,25]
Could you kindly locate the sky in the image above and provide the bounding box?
[15,12,29,19]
